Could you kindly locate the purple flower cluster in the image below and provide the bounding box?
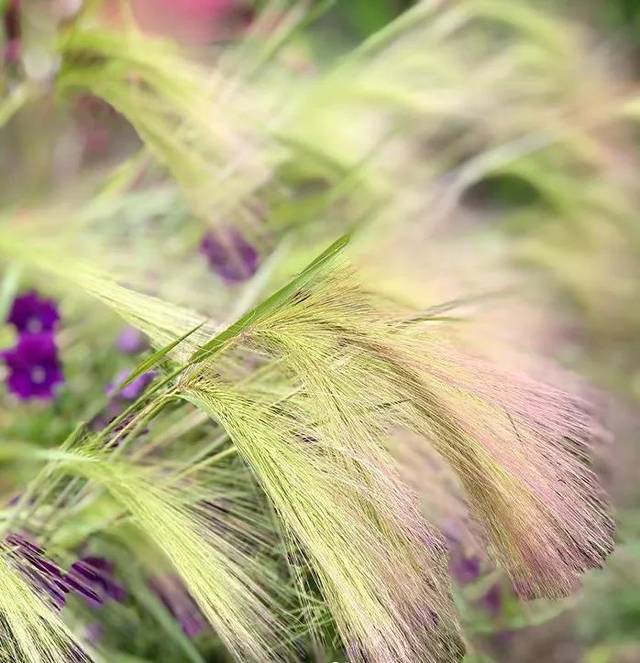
[6,533,69,609]
[89,329,155,438]
[8,291,59,334]
[199,227,259,283]
[478,583,502,616]
[2,291,63,401]
[6,534,125,611]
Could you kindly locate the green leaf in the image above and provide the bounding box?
[189,233,350,364]
[339,0,398,37]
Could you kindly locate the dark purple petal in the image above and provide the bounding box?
[2,333,63,400]
[6,533,40,553]
[7,291,60,334]
[64,576,104,607]
[199,227,259,283]
[443,519,484,585]
[67,557,126,606]
[449,552,482,585]
[5,536,126,612]
[479,583,502,616]
[6,533,69,610]
[79,556,113,573]
[115,327,148,355]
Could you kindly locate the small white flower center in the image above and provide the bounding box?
[26,318,43,333]
[31,366,47,384]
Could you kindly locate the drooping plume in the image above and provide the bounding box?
[0,230,614,659]
[180,239,614,603]
[0,540,90,663]
[183,376,464,663]
[234,257,614,600]
[58,451,288,662]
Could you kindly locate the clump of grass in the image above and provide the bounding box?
[0,546,89,662]
[0,1,627,660]
[0,222,615,661]
[56,450,288,662]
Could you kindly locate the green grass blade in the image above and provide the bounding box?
[120,322,206,390]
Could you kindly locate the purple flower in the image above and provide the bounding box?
[149,575,207,638]
[2,333,64,400]
[449,552,482,585]
[6,534,69,610]
[66,557,126,608]
[199,227,259,283]
[443,521,482,585]
[5,535,125,613]
[7,291,60,334]
[115,327,148,355]
[479,583,503,616]
[106,369,156,401]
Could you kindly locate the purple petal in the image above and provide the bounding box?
[450,553,482,585]
[107,369,156,401]
[7,291,60,334]
[479,583,502,616]
[6,533,69,609]
[199,227,259,283]
[2,333,64,400]
[116,327,148,355]
[67,556,126,606]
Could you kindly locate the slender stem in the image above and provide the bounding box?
[174,445,237,481]
[40,395,171,541]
